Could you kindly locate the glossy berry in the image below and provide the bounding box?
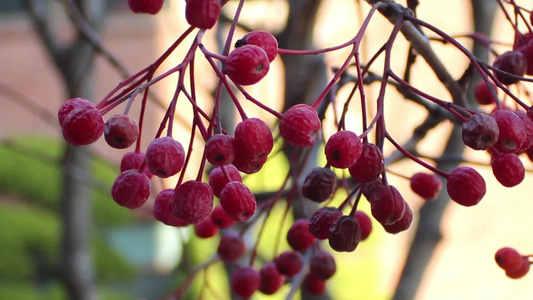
[324,131,362,169]
[302,167,337,203]
[303,274,326,296]
[145,136,185,178]
[275,250,303,278]
[410,172,443,201]
[153,189,188,226]
[231,266,261,299]
[492,110,527,153]
[208,165,242,198]
[219,181,256,222]
[209,204,236,229]
[128,0,164,14]
[308,207,343,240]
[348,143,384,183]
[354,211,372,240]
[224,45,270,86]
[279,104,321,147]
[495,247,524,272]
[111,170,151,209]
[492,50,527,85]
[382,202,413,234]
[446,166,486,207]
[259,262,285,295]
[370,184,406,226]
[104,114,139,149]
[287,219,316,252]
[328,215,362,252]
[217,231,246,263]
[194,217,218,239]
[205,134,235,166]
[491,153,525,187]
[309,250,336,280]
[58,98,104,146]
[505,257,530,279]
[120,151,152,178]
[462,113,499,151]
[236,30,278,62]
[172,180,214,225]
[185,0,221,30]
[473,80,497,105]
[233,118,274,162]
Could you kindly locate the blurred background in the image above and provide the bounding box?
[1,0,533,299]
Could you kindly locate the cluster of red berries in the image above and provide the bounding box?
[56,0,533,298]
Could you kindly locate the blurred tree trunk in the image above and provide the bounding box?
[25,0,106,299]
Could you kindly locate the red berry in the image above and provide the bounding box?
[462,113,499,151]
[111,170,151,209]
[325,131,362,168]
[120,151,152,178]
[303,274,326,296]
[231,266,261,299]
[217,231,246,263]
[492,50,527,85]
[491,153,525,187]
[495,247,524,272]
[236,30,278,62]
[194,217,218,239]
[518,37,533,75]
[473,81,497,105]
[492,110,527,153]
[370,184,406,226]
[127,0,164,14]
[279,104,321,147]
[231,154,268,174]
[185,0,221,30]
[153,189,188,226]
[58,97,92,126]
[348,143,384,183]
[382,202,413,234]
[259,262,285,295]
[302,167,337,203]
[219,181,256,222]
[145,136,185,178]
[287,219,316,252]
[233,118,274,162]
[208,165,242,198]
[209,204,236,229]
[172,180,214,225]
[309,250,336,280]
[514,110,533,153]
[328,215,362,252]
[308,207,343,240]
[224,45,270,86]
[205,134,235,166]
[410,172,443,201]
[275,250,303,278]
[505,257,530,279]
[59,98,104,146]
[446,166,486,207]
[354,211,372,240]
[104,114,139,149]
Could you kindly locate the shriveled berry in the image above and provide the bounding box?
[205,134,235,166]
[328,215,362,252]
[172,180,214,225]
[446,166,486,207]
[128,0,164,14]
[208,165,242,198]
[104,114,139,149]
[518,37,533,75]
[473,80,497,105]
[496,247,524,272]
[275,250,303,278]
[362,179,384,203]
[308,207,343,240]
[231,266,261,299]
[309,250,336,280]
[348,143,384,183]
[491,153,525,187]
[514,110,533,152]
[236,30,278,62]
[209,204,236,229]
[59,98,104,146]
[233,118,274,161]
[145,136,185,178]
[259,262,284,295]
[492,50,527,85]
[370,184,406,226]
[492,110,527,153]
[220,181,256,222]
[505,257,530,279]
[185,0,221,30]
[279,104,321,147]
[120,151,152,178]
[153,189,188,226]
[354,211,372,240]
[302,167,337,203]
[382,202,413,234]
[303,274,326,296]
[217,231,246,263]
[224,45,270,86]
[462,113,499,151]
[324,131,362,168]
[194,217,218,239]
[111,170,151,209]
[410,172,443,201]
[287,219,316,252]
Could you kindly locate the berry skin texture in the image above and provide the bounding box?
[231,266,261,299]
[104,114,139,149]
[194,217,219,239]
[233,118,274,161]
[492,50,527,85]
[279,104,321,147]
[492,110,527,153]
[308,207,343,240]
[145,136,185,178]
[185,0,221,30]
[153,189,188,226]
[371,185,406,226]
[128,0,163,14]
[446,166,486,207]
[205,134,235,166]
[120,151,153,178]
[324,131,362,169]
[59,98,104,146]
[236,30,278,62]
[382,202,413,234]
[224,45,270,86]
[348,143,385,183]
[259,262,285,295]
[462,113,499,151]
[328,215,362,252]
[410,172,443,201]
[302,167,337,203]
[217,231,246,263]
[209,204,236,229]
[208,165,242,198]
[354,211,372,240]
[495,247,524,272]
[111,170,151,209]
[287,219,316,252]
[309,250,336,280]
[275,250,303,278]
[491,153,525,187]
[219,181,256,222]
[473,80,497,105]
[172,180,214,225]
